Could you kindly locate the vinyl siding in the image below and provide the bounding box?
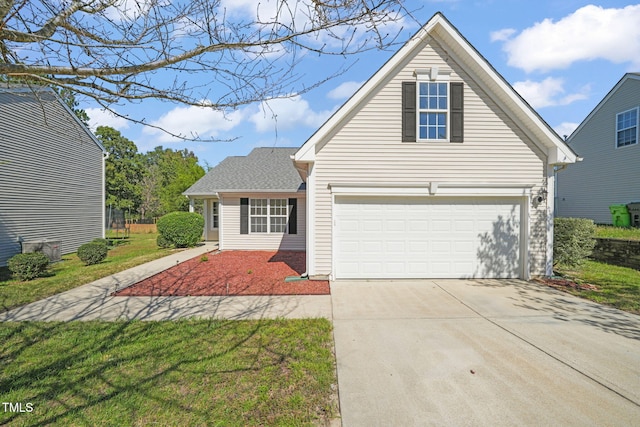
[557,78,640,224]
[312,37,548,276]
[220,193,306,251]
[0,91,104,266]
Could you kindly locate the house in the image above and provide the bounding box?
[0,85,106,266]
[556,73,640,224]
[185,12,577,280]
[183,147,306,250]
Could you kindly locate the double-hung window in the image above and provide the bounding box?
[616,107,638,148]
[418,82,448,140]
[249,198,287,233]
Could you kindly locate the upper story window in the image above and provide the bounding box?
[418,82,448,140]
[402,67,463,143]
[616,107,638,148]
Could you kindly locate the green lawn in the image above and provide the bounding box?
[594,225,640,241]
[0,319,337,426]
[555,260,640,314]
[0,233,176,313]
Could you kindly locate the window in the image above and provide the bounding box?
[250,199,267,233]
[418,82,448,140]
[617,108,638,148]
[270,199,288,232]
[211,201,219,229]
[249,198,287,233]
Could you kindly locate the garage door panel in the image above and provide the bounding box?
[335,196,521,279]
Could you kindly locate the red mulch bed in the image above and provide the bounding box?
[534,277,600,292]
[114,250,330,296]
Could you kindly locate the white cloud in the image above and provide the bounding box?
[490,28,515,42]
[250,95,333,133]
[86,108,130,131]
[498,4,640,72]
[512,77,588,109]
[144,102,245,142]
[554,122,580,139]
[327,81,364,100]
[104,0,152,21]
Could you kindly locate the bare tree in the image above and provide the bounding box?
[0,0,412,136]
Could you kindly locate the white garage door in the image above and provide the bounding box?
[334,196,522,279]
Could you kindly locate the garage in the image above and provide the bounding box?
[334,196,523,279]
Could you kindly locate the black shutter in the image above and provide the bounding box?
[402,81,416,142]
[288,198,297,235]
[450,82,464,143]
[240,198,249,234]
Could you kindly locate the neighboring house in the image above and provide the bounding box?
[185,12,577,280]
[557,73,640,224]
[0,85,106,266]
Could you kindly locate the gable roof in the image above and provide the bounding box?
[567,73,640,143]
[294,12,577,166]
[0,84,105,152]
[184,147,305,196]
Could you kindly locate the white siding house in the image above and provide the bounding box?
[184,148,306,252]
[294,13,577,279]
[557,73,640,224]
[0,86,106,266]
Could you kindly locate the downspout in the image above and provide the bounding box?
[102,151,109,238]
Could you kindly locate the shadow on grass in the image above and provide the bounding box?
[0,317,336,426]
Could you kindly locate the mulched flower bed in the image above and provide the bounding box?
[534,277,599,292]
[114,250,330,296]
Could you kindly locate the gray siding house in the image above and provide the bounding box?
[0,86,106,266]
[557,73,640,224]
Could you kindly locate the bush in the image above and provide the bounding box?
[554,217,596,267]
[7,252,50,281]
[157,234,172,249]
[156,212,204,248]
[77,242,108,265]
[91,238,110,249]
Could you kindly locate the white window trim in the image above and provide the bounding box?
[416,70,451,142]
[615,107,639,149]
[211,201,219,230]
[249,198,288,234]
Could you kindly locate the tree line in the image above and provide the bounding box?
[96,126,205,219]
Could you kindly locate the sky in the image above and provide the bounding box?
[83,1,640,169]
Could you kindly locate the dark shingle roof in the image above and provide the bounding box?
[184,147,304,195]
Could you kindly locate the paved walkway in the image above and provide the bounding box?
[0,243,332,321]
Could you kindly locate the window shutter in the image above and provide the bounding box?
[450,82,464,143]
[288,198,297,235]
[240,198,249,234]
[402,81,417,142]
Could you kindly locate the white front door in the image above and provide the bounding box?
[206,200,219,241]
[334,196,522,279]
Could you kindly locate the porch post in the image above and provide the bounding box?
[188,198,194,213]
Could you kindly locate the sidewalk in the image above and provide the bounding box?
[0,243,332,321]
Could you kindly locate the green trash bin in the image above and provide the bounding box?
[609,204,631,227]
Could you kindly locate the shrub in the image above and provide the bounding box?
[554,217,596,267]
[7,252,50,281]
[157,234,172,249]
[91,238,110,248]
[77,242,108,265]
[156,212,204,248]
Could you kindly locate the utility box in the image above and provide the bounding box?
[21,240,62,262]
[627,203,640,227]
[609,205,631,227]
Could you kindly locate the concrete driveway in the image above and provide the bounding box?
[331,279,640,426]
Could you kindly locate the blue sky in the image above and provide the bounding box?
[83,1,640,168]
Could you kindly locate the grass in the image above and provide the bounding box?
[594,225,640,241]
[0,233,176,313]
[0,319,337,426]
[555,260,640,314]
